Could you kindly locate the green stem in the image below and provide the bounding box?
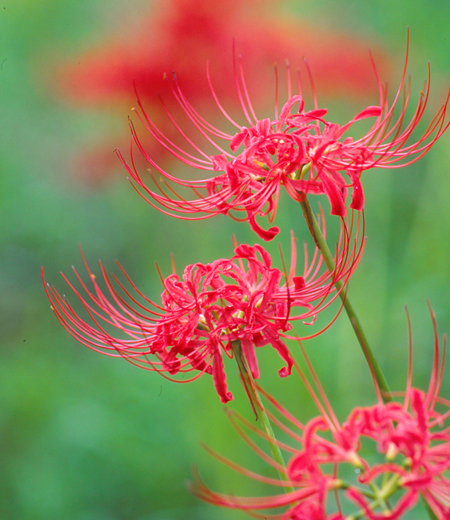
[231,340,294,493]
[422,497,439,520]
[348,474,402,520]
[299,198,392,402]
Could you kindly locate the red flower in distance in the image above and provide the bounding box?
[51,0,391,185]
[55,0,387,107]
[119,36,449,240]
[43,221,363,403]
[192,307,450,518]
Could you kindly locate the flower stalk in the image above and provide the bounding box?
[299,196,392,402]
[231,340,294,493]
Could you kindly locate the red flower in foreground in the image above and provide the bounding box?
[44,220,363,403]
[119,37,449,240]
[192,308,450,518]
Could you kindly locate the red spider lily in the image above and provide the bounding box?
[55,0,387,107]
[43,216,363,404]
[51,0,390,184]
[191,307,450,519]
[118,35,449,240]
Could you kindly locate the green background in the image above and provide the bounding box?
[1,0,450,518]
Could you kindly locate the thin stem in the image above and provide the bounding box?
[422,497,439,520]
[299,198,392,402]
[231,340,294,493]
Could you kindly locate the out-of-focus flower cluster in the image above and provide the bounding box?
[50,0,391,184]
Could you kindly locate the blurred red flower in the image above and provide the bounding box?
[50,0,391,184]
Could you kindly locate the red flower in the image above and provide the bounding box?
[43,222,362,403]
[55,0,387,107]
[119,36,449,240]
[50,0,391,184]
[191,307,450,518]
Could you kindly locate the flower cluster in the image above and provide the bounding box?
[118,38,449,239]
[44,31,450,520]
[44,220,362,403]
[193,312,450,519]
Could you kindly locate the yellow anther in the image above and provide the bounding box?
[386,442,398,461]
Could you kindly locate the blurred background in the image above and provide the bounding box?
[1,0,450,518]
